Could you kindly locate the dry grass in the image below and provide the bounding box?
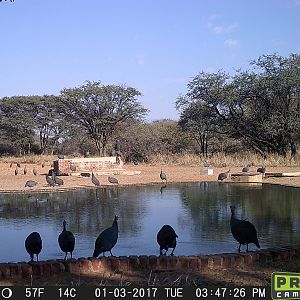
[148,152,300,167]
[1,152,299,168]
[0,155,57,165]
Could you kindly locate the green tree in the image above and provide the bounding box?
[176,100,220,157]
[0,96,38,155]
[115,119,191,162]
[35,95,67,154]
[177,53,300,158]
[59,81,148,156]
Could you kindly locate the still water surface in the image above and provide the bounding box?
[0,182,299,262]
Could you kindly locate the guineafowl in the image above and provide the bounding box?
[93,215,119,257]
[58,220,75,259]
[160,169,167,183]
[46,174,55,187]
[157,225,178,256]
[55,177,64,186]
[25,232,42,262]
[92,172,100,186]
[257,166,266,174]
[25,180,38,188]
[81,172,91,177]
[108,176,118,184]
[242,164,251,172]
[230,205,260,252]
[218,169,230,181]
[33,167,37,176]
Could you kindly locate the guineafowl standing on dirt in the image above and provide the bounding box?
[58,220,75,259]
[257,166,266,174]
[92,172,100,186]
[230,205,260,252]
[25,180,38,188]
[51,171,64,185]
[46,174,55,187]
[93,215,119,257]
[108,176,118,184]
[33,167,37,176]
[160,169,167,183]
[54,175,64,186]
[157,225,178,256]
[25,232,42,262]
[242,164,251,172]
[218,169,230,181]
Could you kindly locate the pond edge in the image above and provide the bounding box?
[0,246,299,279]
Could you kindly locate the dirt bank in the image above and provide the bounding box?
[0,162,300,287]
[1,163,300,192]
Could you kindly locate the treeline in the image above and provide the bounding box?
[177,53,300,158]
[0,53,299,161]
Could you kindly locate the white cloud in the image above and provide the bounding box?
[212,22,238,34]
[224,39,239,47]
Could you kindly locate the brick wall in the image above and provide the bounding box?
[1,246,299,279]
[53,157,125,175]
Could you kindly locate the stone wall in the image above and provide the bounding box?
[0,246,299,279]
[53,157,125,175]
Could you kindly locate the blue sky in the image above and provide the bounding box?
[1,0,299,121]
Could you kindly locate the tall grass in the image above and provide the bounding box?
[1,152,299,167]
[0,155,56,165]
[148,152,300,167]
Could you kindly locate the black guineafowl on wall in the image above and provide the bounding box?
[93,215,119,257]
[25,232,42,262]
[230,205,260,252]
[58,220,75,259]
[157,224,178,256]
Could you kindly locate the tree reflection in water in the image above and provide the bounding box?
[0,183,299,262]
